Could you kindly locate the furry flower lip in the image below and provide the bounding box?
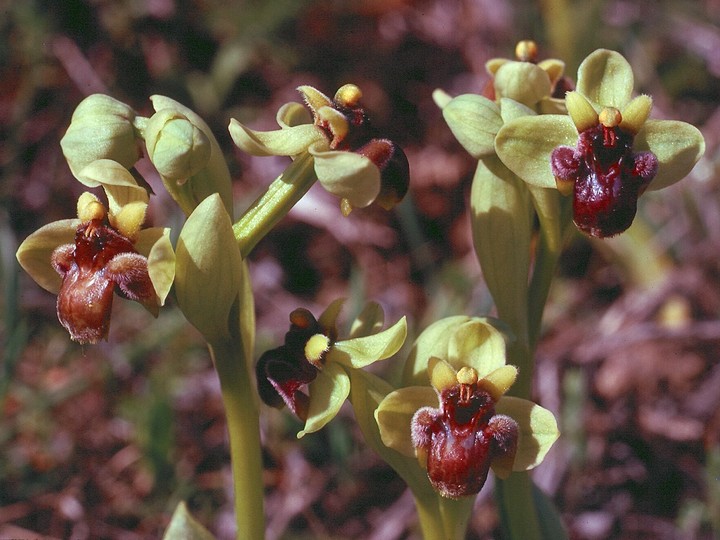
[411,365,519,499]
[551,103,659,237]
[51,198,157,344]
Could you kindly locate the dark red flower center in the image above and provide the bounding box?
[411,381,518,498]
[551,119,658,237]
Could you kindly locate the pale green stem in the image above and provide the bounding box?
[496,472,542,540]
[233,152,317,258]
[209,339,265,540]
[412,492,446,540]
[438,496,475,540]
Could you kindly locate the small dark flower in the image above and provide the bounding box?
[256,300,407,437]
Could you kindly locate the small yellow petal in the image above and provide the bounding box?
[620,94,652,135]
[297,85,332,114]
[112,200,147,240]
[566,91,599,132]
[479,365,518,401]
[428,357,457,392]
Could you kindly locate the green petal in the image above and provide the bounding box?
[348,302,385,338]
[375,386,437,457]
[298,361,350,438]
[441,94,502,158]
[494,396,559,472]
[401,315,472,386]
[495,115,578,189]
[447,318,507,377]
[310,147,381,208]
[76,159,148,216]
[277,101,312,128]
[328,316,407,368]
[635,120,705,191]
[228,119,324,157]
[318,297,345,332]
[432,88,452,109]
[494,62,552,108]
[499,98,535,124]
[135,227,175,306]
[576,49,633,108]
[175,193,242,343]
[538,58,565,86]
[428,357,457,392]
[16,219,79,294]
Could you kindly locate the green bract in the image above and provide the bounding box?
[495,49,706,192]
[375,316,559,480]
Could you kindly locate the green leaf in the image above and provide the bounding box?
[495,396,559,472]
[16,219,79,294]
[441,94,502,158]
[533,483,570,540]
[470,156,533,339]
[175,194,242,343]
[495,115,577,189]
[299,361,350,437]
[375,386,437,457]
[162,501,216,540]
[402,315,472,386]
[349,369,436,498]
[576,49,634,109]
[636,120,705,191]
[329,316,407,368]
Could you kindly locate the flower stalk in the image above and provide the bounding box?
[209,338,265,540]
[233,152,317,258]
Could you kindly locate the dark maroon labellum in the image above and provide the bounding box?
[255,309,331,421]
[51,219,155,344]
[411,382,518,498]
[552,122,658,237]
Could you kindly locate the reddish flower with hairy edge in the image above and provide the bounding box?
[17,159,175,344]
[256,300,407,437]
[375,316,559,499]
[495,49,705,238]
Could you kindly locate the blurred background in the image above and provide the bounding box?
[1,0,719,538]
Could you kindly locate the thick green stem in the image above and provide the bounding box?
[413,493,446,540]
[209,339,265,540]
[496,472,542,540]
[233,152,317,258]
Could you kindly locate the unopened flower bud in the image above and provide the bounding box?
[145,109,211,182]
[60,94,141,177]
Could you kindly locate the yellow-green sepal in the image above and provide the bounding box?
[328,316,407,368]
[493,396,560,477]
[438,94,502,159]
[375,385,437,457]
[16,218,79,294]
[298,361,350,438]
